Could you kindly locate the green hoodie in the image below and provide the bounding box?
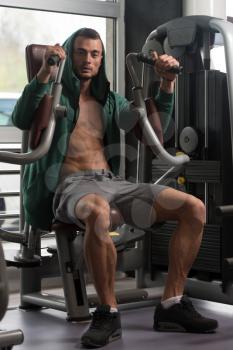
[12,29,174,230]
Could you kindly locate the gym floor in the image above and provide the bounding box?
[2,297,233,350]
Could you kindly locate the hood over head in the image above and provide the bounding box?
[62,28,110,105]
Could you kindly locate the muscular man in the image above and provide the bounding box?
[12,28,218,348]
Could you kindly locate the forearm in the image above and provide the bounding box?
[12,77,51,130]
[160,78,176,94]
[155,89,174,134]
[151,51,178,94]
[37,69,51,84]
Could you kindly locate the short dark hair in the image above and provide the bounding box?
[74,27,102,41]
[72,28,103,54]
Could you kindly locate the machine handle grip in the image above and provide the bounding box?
[137,53,183,74]
[216,205,233,216]
[47,55,60,66]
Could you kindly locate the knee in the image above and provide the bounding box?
[75,194,111,234]
[181,195,206,228]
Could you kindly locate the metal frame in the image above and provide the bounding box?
[17,224,154,320]
[209,18,233,166]
[0,0,120,18]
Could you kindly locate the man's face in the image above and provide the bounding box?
[72,36,103,80]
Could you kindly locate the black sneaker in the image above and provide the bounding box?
[81,304,122,348]
[153,296,218,333]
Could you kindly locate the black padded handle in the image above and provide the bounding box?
[47,55,60,66]
[216,205,233,216]
[137,53,183,74]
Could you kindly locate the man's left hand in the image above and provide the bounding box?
[151,51,179,82]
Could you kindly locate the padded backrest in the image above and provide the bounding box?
[25,44,56,150]
[25,44,58,82]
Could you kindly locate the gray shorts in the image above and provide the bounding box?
[53,169,167,229]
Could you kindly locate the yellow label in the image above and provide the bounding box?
[109,231,120,237]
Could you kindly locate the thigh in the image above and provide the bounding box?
[112,181,168,229]
[53,172,170,229]
[53,174,112,226]
[153,186,202,222]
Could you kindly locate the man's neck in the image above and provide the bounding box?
[80,79,92,99]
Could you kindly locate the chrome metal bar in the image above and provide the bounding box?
[0,229,23,243]
[0,192,19,197]
[126,53,190,167]
[154,166,176,185]
[0,170,19,175]
[0,213,19,219]
[0,58,66,164]
[0,329,24,347]
[22,293,66,312]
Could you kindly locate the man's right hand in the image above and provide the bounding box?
[37,44,66,83]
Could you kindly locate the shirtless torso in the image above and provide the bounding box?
[60,96,110,179]
[36,36,111,181]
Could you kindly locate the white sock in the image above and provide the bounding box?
[161,295,183,309]
[110,307,118,313]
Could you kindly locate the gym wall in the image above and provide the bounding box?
[125,0,182,99]
[124,0,182,179]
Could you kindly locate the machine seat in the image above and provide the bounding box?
[51,207,146,253]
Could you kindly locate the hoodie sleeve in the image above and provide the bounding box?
[117,89,174,134]
[155,89,174,133]
[12,77,51,130]
[116,94,138,132]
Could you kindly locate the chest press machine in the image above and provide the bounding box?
[139,16,233,300]
[0,37,188,324]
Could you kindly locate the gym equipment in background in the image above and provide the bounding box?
[141,16,233,297]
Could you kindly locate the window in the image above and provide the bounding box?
[0,7,114,99]
[210,0,233,72]
[0,0,124,232]
[0,92,21,126]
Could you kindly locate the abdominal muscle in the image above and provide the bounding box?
[60,98,110,180]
